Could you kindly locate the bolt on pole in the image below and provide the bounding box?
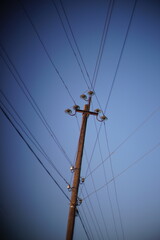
[65,91,107,240]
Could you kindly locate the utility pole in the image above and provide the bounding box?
[65,91,107,240]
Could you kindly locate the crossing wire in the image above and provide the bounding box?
[0,91,70,186]
[93,117,119,240]
[77,210,90,240]
[52,0,106,114]
[51,0,90,89]
[91,0,115,90]
[104,0,138,113]
[85,104,160,179]
[104,123,125,240]
[83,142,160,200]
[80,204,95,240]
[59,0,92,86]
[0,44,72,166]
[82,119,110,239]
[78,0,138,202]
[81,191,101,240]
[83,185,104,240]
[0,105,70,201]
[90,172,110,240]
[17,0,76,104]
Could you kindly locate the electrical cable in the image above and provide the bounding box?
[104,123,125,240]
[84,123,102,178]
[59,0,92,86]
[83,142,160,200]
[77,210,90,240]
[81,191,100,240]
[80,204,95,240]
[90,174,110,240]
[104,0,138,113]
[83,185,105,240]
[86,104,160,178]
[0,45,73,166]
[51,0,90,89]
[83,119,110,239]
[92,0,115,90]
[0,105,70,201]
[0,91,70,186]
[17,0,76,104]
[93,117,119,240]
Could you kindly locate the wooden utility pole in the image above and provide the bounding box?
[65,91,107,240]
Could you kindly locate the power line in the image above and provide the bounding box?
[93,118,119,240]
[91,174,110,240]
[0,90,70,186]
[51,0,90,89]
[83,185,104,240]
[92,0,115,90]
[17,0,76,104]
[104,123,125,240]
[0,44,72,166]
[81,191,100,240]
[77,210,90,240]
[83,142,160,200]
[80,204,95,240]
[0,104,70,201]
[86,104,160,179]
[104,0,138,113]
[59,0,92,86]
[84,118,110,239]
[52,0,106,115]
[84,123,103,178]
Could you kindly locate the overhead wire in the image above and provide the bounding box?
[17,0,76,104]
[0,105,70,201]
[104,0,138,113]
[91,0,115,90]
[83,185,104,240]
[77,210,90,240]
[86,104,160,178]
[80,204,95,240]
[58,0,92,86]
[51,0,90,89]
[82,0,115,191]
[93,117,119,240]
[82,116,110,239]
[104,123,125,240]
[81,191,101,240]
[90,173,110,240]
[0,44,72,166]
[52,0,106,115]
[86,2,137,237]
[0,90,70,186]
[84,123,102,178]
[83,141,160,201]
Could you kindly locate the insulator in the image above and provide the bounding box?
[100,115,108,121]
[77,198,83,205]
[88,90,94,96]
[80,94,87,100]
[70,166,75,172]
[94,108,101,113]
[73,105,80,110]
[65,109,72,114]
[81,177,85,183]
[80,177,85,183]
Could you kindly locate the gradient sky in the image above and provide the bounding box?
[1,0,160,239]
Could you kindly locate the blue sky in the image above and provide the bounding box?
[1,0,160,239]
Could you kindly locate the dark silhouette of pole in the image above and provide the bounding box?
[66,97,91,240]
[65,92,107,240]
